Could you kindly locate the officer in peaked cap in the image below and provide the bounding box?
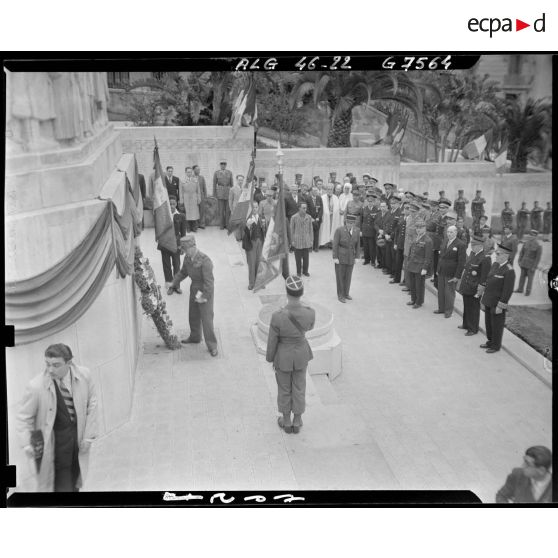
[480,243,515,353]
[266,275,316,434]
[458,233,492,336]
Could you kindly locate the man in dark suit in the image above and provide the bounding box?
[391,202,408,284]
[361,192,376,266]
[168,234,219,357]
[433,225,466,318]
[458,234,491,336]
[406,219,433,309]
[164,166,180,206]
[480,243,515,353]
[496,446,552,503]
[332,214,360,303]
[384,194,401,277]
[307,185,323,252]
[266,276,315,434]
[374,201,390,271]
[430,198,451,287]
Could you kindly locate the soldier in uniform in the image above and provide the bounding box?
[456,216,470,248]
[328,171,340,189]
[385,194,402,277]
[543,202,552,241]
[402,200,421,292]
[374,201,390,272]
[168,234,218,357]
[515,230,542,296]
[405,219,433,309]
[516,202,530,241]
[480,243,515,353]
[500,224,519,266]
[294,173,308,194]
[391,202,408,285]
[471,189,486,229]
[332,214,360,303]
[530,201,543,233]
[345,186,364,230]
[501,201,515,233]
[361,191,377,267]
[458,234,491,336]
[307,185,323,252]
[438,190,446,203]
[266,276,315,434]
[213,160,234,229]
[431,199,451,287]
[243,201,267,290]
[453,189,469,220]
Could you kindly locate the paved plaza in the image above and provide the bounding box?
[86,227,552,502]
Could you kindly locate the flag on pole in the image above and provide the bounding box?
[231,76,258,138]
[253,166,289,292]
[151,139,177,253]
[227,157,256,234]
[461,132,489,160]
[494,141,508,172]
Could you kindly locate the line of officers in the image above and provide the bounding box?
[277,172,541,356]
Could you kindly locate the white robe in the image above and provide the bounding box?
[319,193,342,246]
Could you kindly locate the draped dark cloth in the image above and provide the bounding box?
[6,171,143,346]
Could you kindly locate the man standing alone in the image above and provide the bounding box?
[266,276,315,434]
[515,229,542,297]
[332,214,360,303]
[213,160,234,229]
[193,164,207,229]
[290,201,314,277]
[17,343,98,492]
[406,219,433,309]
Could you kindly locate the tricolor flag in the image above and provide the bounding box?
[231,76,258,138]
[227,157,256,234]
[461,133,488,160]
[494,142,508,172]
[253,169,289,292]
[151,140,177,253]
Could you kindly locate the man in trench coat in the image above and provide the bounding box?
[17,343,98,492]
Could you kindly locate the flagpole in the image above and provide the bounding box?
[277,143,289,276]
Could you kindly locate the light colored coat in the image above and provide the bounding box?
[319,193,341,246]
[179,178,201,220]
[16,364,98,491]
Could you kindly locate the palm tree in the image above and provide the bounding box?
[288,71,429,148]
[500,97,552,172]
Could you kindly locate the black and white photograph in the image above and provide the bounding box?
[3,53,553,506]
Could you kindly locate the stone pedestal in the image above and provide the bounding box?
[251,298,342,380]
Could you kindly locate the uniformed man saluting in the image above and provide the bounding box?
[480,243,516,354]
[266,276,315,434]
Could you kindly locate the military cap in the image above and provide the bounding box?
[313,175,320,181]
[471,234,484,245]
[346,172,354,178]
[329,171,337,176]
[445,210,457,220]
[180,234,196,247]
[275,173,281,180]
[259,176,265,184]
[373,186,383,195]
[295,173,303,179]
[391,193,402,202]
[496,243,513,254]
[476,189,482,194]
[346,214,357,222]
[429,200,439,208]
[363,173,371,179]
[404,191,415,198]
[504,200,510,204]
[439,190,445,196]
[384,182,396,189]
[271,185,278,191]
[416,194,426,202]
[366,188,375,196]
[409,201,421,211]
[415,219,426,227]
[438,198,452,208]
[421,202,431,209]
[369,177,379,184]
[529,229,539,236]
[285,275,304,297]
[220,159,227,164]
[458,189,464,193]
[422,191,429,197]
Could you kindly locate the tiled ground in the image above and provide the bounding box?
[86,227,552,502]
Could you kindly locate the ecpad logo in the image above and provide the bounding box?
[468,13,546,37]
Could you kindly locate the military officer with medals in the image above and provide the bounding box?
[480,243,516,353]
[212,160,234,229]
[406,219,433,309]
[458,234,491,336]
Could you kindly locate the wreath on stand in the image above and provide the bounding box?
[134,246,181,350]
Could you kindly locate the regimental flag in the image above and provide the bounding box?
[253,169,289,292]
[227,157,256,234]
[494,141,508,172]
[151,140,177,253]
[231,76,258,138]
[462,132,489,160]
